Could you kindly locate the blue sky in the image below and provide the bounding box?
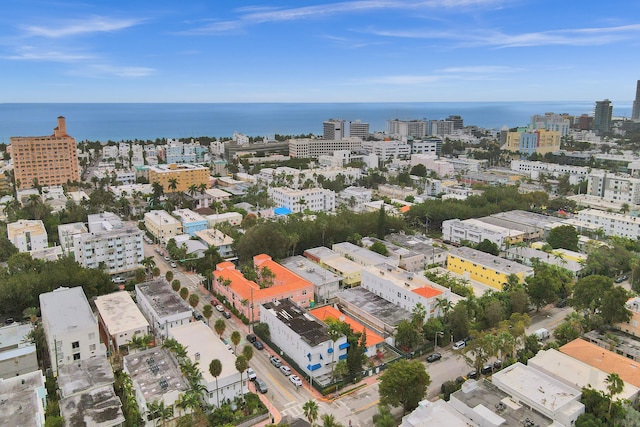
[2,0,640,102]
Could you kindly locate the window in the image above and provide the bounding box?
[73,353,81,360]
[72,341,80,349]
[90,344,96,351]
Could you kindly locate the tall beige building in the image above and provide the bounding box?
[10,117,80,190]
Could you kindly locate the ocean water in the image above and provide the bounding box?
[0,102,632,143]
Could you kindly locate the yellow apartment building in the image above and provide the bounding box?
[10,117,80,190]
[618,297,640,337]
[447,246,534,290]
[502,129,561,156]
[303,246,362,287]
[144,210,182,244]
[148,163,209,193]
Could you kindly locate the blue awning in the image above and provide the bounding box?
[328,347,333,354]
[309,363,322,371]
[307,353,311,360]
[338,354,347,360]
[339,342,350,350]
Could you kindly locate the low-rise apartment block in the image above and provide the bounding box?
[169,322,245,407]
[148,163,209,193]
[304,247,362,287]
[261,299,348,383]
[332,242,398,268]
[58,222,88,255]
[213,254,315,322]
[0,323,38,379]
[7,220,48,253]
[361,140,410,160]
[587,171,640,205]
[39,287,104,376]
[136,279,192,338]
[268,187,336,213]
[95,291,150,355]
[144,210,183,244]
[0,370,47,427]
[172,208,208,236]
[577,208,640,239]
[289,137,362,158]
[280,255,342,305]
[194,228,235,259]
[205,212,243,227]
[74,212,144,275]
[442,218,524,248]
[338,187,372,212]
[447,246,534,290]
[361,237,425,272]
[386,233,448,266]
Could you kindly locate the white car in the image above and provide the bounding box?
[111,276,125,284]
[170,262,177,268]
[289,375,302,387]
[246,368,257,381]
[453,340,466,350]
[279,365,291,376]
[215,305,225,312]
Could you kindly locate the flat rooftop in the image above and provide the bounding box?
[124,347,188,404]
[364,265,446,297]
[95,291,149,337]
[385,233,447,257]
[58,357,114,398]
[263,299,330,347]
[145,210,180,225]
[0,323,34,351]
[451,379,552,427]
[0,370,45,427]
[172,208,207,223]
[7,220,46,238]
[304,246,339,261]
[448,246,533,276]
[280,256,342,286]
[333,242,394,266]
[60,385,125,427]
[169,322,237,384]
[39,287,96,336]
[136,280,191,318]
[335,286,410,328]
[485,210,564,231]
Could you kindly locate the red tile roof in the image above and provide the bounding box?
[309,305,384,346]
[411,286,443,299]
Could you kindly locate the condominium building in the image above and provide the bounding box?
[442,218,524,248]
[135,279,192,338]
[633,80,640,121]
[501,129,561,156]
[39,287,104,376]
[94,291,150,354]
[323,119,346,140]
[161,139,208,164]
[73,212,144,275]
[361,140,411,160]
[10,116,80,190]
[288,137,362,158]
[446,246,534,290]
[194,229,235,259]
[576,208,640,239]
[338,186,372,212]
[593,99,613,134]
[280,256,342,304]
[586,171,640,205]
[57,222,88,255]
[332,242,398,268]
[148,163,209,193]
[511,160,593,184]
[268,187,336,213]
[172,208,208,236]
[304,247,362,287]
[213,254,315,322]
[428,120,454,136]
[408,138,442,156]
[144,210,183,244]
[348,120,370,139]
[530,113,572,136]
[261,299,348,381]
[205,212,243,227]
[387,119,428,139]
[7,220,48,253]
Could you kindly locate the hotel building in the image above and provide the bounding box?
[148,163,209,193]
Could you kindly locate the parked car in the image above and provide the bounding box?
[255,378,268,393]
[615,275,628,283]
[246,334,257,343]
[253,340,264,350]
[453,340,466,350]
[246,368,257,381]
[222,311,231,319]
[279,365,291,376]
[215,305,225,312]
[5,317,14,325]
[466,370,478,379]
[170,262,177,268]
[193,311,204,321]
[270,356,282,367]
[555,299,568,308]
[164,255,170,261]
[111,276,125,284]
[481,364,493,375]
[211,298,218,306]
[289,375,303,387]
[493,360,502,370]
[426,353,442,363]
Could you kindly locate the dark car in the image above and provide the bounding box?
[222,311,231,319]
[467,370,478,379]
[481,364,493,375]
[615,275,628,283]
[246,334,257,343]
[555,299,568,308]
[493,360,502,370]
[426,352,442,363]
[211,298,218,306]
[253,340,264,350]
[255,378,268,394]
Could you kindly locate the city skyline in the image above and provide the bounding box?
[2,1,640,103]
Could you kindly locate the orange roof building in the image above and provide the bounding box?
[213,254,314,323]
[310,305,385,357]
[560,338,640,388]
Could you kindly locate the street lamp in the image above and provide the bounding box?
[435,331,444,349]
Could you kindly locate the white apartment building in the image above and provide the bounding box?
[361,140,411,161]
[332,242,398,268]
[387,119,427,138]
[361,265,450,321]
[0,323,38,379]
[318,150,378,169]
[93,168,136,185]
[268,187,336,213]
[338,186,372,212]
[587,171,640,205]
[194,229,235,259]
[577,208,640,239]
[289,137,362,158]
[0,370,47,427]
[408,138,442,156]
[260,299,348,381]
[205,212,243,227]
[169,322,245,407]
[411,154,455,177]
[39,287,104,376]
[511,160,595,185]
[445,157,488,174]
[232,132,250,145]
[442,218,524,248]
[144,210,183,244]
[257,166,362,189]
[102,145,119,159]
[428,120,454,136]
[73,212,144,275]
[136,280,192,339]
[7,220,48,253]
[95,291,150,354]
[280,256,342,304]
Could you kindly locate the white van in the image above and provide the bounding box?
[534,328,550,340]
[453,340,466,350]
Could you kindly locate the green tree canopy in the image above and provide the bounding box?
[547,225,579,251]
[379,359,431,414]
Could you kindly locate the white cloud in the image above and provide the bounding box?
[22,16,142,38]
[70,64,155,78]
[3,46,93,62]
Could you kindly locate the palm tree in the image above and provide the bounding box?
[188,184,198,197]
[435,297,453,320]
[303,400,319,425]
[179,287,189,301]
[168,178,178,193]
[172,279,181,292]
[242,345,254,364]
[321,414,344,427]
[202,304,213,325]
[147,400,173,426]
[327,322,342,381]
[605,372,624,415]
[209,359,222,408]
[214,318,226,339]
[129,333,153,354]
[230,331,241,354]
[188,294,200,311]
[141,256,156,278]
[235,355,248,398]
[22,307,39,324]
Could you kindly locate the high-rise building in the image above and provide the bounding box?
[446,115,464,130]
[632,80,640,120]
[348,120,370,139]
[593,99,613,134]
[323,119,346,140]
[10,116,80,190]
[387,119,428,138]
